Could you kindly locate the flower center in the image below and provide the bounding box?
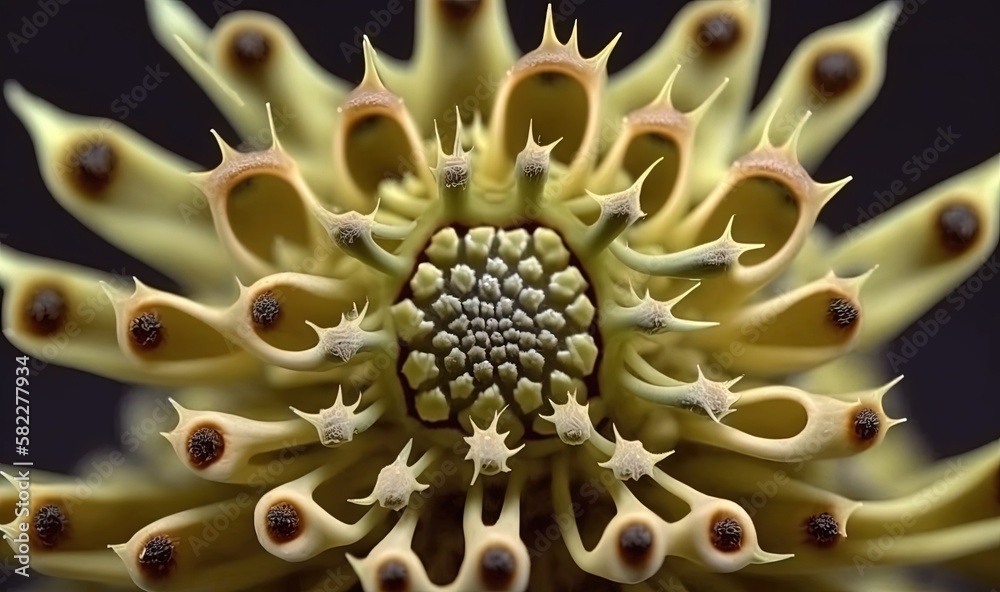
[394,225,600,438]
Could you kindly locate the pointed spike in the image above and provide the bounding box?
[756,97,784,150]
[360,36,387,90]
[780,110,813,158]
[585,154,657,252]
[652,64,683,107]
[568,20,580,52]
[452,105,463,156]
[688,77,731,123]
[817,175,853,205]
[264,102,282,152]
[588,31,623,71]
[541,4,560,47]
[208,128,239,159]
[173,35,245,107]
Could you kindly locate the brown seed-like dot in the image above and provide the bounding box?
[232,30,270,67]
[827,297,859,329]
[251,290,281,328]
[138,535,175,579]
[266,502,301,542]
[33,504,67,547]
[697,14,741,54]
[711,517,743,552]
[26,288,66,335]
[186,427,224,468]
[937,203,980,252]
[618,523,654,567]
[439,0,482,20]
[68,141,116,195]
[377,559,409,592]
[129,311,163,349]
[853,407,880,441]
[812,50,861,96]
[480,545,516,590]
[805,512,841,547]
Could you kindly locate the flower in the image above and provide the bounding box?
[1,1,998,591]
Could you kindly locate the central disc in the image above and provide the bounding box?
[393,225,599,437]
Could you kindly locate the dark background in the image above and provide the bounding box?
[0,0,997,590]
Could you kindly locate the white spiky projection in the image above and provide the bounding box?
[1,1,998,591]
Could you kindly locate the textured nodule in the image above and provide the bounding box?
[853,407,881,441]
[25,287,66,336]
[827,297,859,329]
[265,502,301,542]
[805,512,841,547]
[812,50,861,96]
[618,523,655,567]
[251,290,281,328]
[376,560,409,592]
[129,311,164,349]
[480,545,516,590]
[396,226,598,431]
[186,426,224,468]
[696,14,741,54]
[711,517,743,552]
[937,203,980,252]
[231,30,270,67]
[32,504,67,547]
[67,141,116,196]
[138,535,175,579]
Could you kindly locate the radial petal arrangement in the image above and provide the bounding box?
[1,1,998,591]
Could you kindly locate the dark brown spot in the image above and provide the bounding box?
[812,50,861,97]
[186,427,224,468]
[33,504,67,547]
[266,502,301,542]
[618,523,654,567]
[439,0,482,20]
[129,311,163,349]
[853,407,880,441]
[377,559,409,592]
[696,14,741,54]
[937,203,980,252]
[138,535,175,579]
[68,141,116,195]
[480,545,516,589]
[25,288,66,335]
[232,30,270,67]
[251,290,281,328]
[805,512,841,547]
[711,517,742,552]
[827,297,859,329]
